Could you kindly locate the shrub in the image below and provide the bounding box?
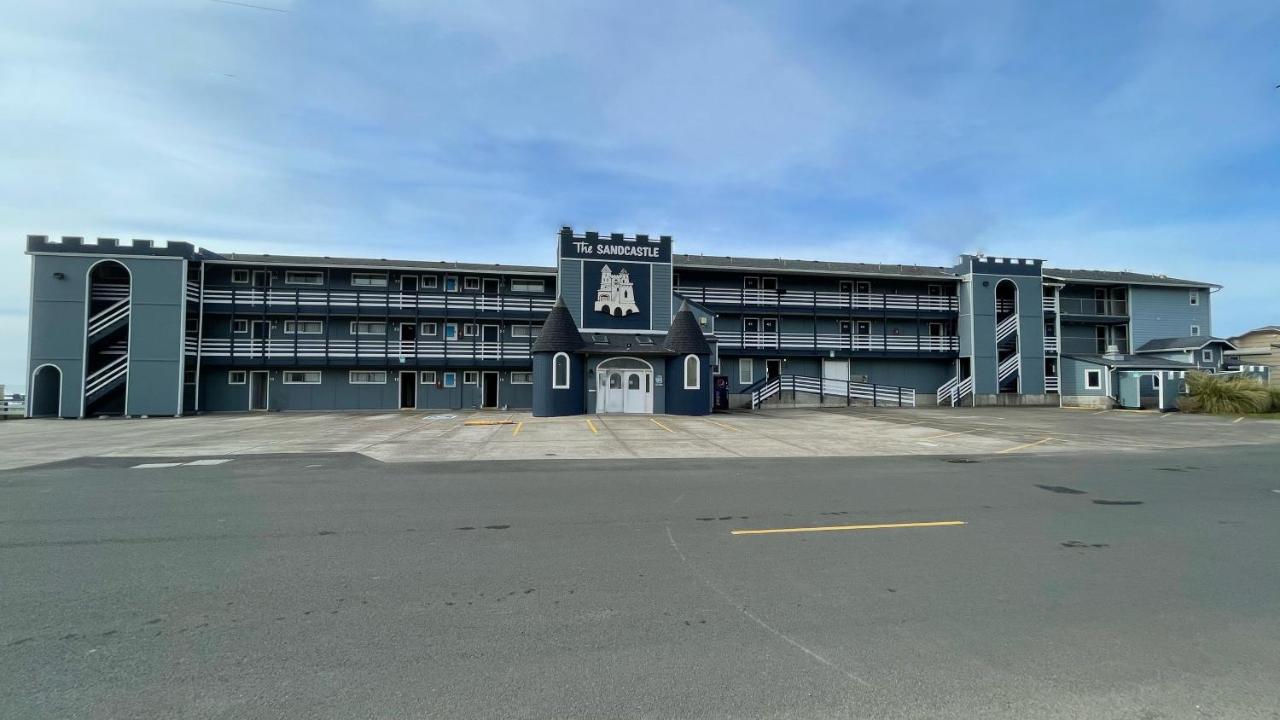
[1269,386,1280,413]
[1177,394,1202,413]
[1183,372,1271,414]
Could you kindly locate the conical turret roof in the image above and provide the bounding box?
[663,299,711,354]
[531,296,585,353]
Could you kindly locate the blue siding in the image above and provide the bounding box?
[1130,286,1211,346]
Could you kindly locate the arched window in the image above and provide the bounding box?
[683,354,700,390]
[552,352,570,389]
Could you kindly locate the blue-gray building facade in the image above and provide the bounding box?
[24,229,1231,416]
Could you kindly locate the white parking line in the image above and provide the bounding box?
[132,462,183,469]
[132,459,234,469]
[184,459,234,466]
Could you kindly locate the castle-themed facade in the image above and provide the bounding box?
[24,225,1258,419]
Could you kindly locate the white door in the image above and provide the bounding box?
[604,371,625,413]
[623,372,645,413]
[823,359,849,395]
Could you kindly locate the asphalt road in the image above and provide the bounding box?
[3,446,1280,719]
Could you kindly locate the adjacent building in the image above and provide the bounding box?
[24,227,1258,418]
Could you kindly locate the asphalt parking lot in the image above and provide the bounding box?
[3,446,1279,719]
[1,406,1277,470]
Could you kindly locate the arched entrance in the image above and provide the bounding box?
[595,357,654,414]
[83,260,132,416]
[30,364,62,417]
[994,279,1020,394]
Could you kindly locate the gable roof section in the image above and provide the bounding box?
[672,254,957,280]
[1043,267,1217,288]
[1134,336,1238,353]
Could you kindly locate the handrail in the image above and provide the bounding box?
[717,332,958,352]
[674,286,958,312]
[85,356,128,396]
[995,314,1019,342]
[751,374,916,409]
[88,299,130,335]
[200,288,555,313]
[195,338,531,360]
[998,353,1020,382]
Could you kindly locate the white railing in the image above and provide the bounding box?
[1045,376,1060,393]
[995,314,1019,342]
[958,376,974,400]
[90,283,129,301]
[196,338,533,360]
[85,356,128,397]
[201,288,555,313]
[186,281,201,302]
[751,374,916,409]
[936,375,959,405]
[717,332,958,352]
[1043,336,1059,353]
[1042,296,1056,312]
[1,394,24,419]
[674,287,958,312]
[998,353,1020,382]
[87,299,130,336]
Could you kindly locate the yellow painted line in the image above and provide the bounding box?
[512,421,523,437]
[705,419,738,432]
[998,437,1054,454]
[920,429,976,441]
[586,418,598,434]
[1233,416,1244,424]
[731,520,966,536]
[651,417,675,433]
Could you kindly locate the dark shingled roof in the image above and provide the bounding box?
[672,253,956,280]
[1134,336,1237,353]
[664,300,711,355]
[1065,354,1197,370]
[531,298,585,353]
[579,333,674,355]
[208,252,556,276]
[1043,267,1217,288]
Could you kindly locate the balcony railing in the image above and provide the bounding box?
[200,287,555,314]
[717,332,958,352]
[675,286,958,313]
[1045,376,1060,393]
[1043,336,1060,353]
[1058,297,1128,317]
[193,338,532,361]
[1042,296,1056,312]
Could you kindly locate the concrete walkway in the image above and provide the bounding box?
[1,407,1277,470]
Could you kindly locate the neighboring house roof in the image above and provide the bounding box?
[208,252,557,276]
[1230,326,1280,339]
[671,253,957,280]
[1042,267,1217,288]
[1133,336,1238,353]
[530,298,585,353]
[1064,354,1197,370]
[663,301,712,355]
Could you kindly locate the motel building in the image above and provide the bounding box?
[23,227,1269,419]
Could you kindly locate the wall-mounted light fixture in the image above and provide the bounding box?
[52,272,65,280]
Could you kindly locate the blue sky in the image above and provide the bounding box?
[1,0,1278,389]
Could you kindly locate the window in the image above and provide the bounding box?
[510,371,533,384]
[1202,349,1214,363]
[231,269,250,284]
[855,281,871,294]
[838,280,853,294]
[285,271,323,285]
[510,278,544,293]
[420,371,437,384]
[511,324,542,338]
[738,359,753,384]
[421,322,438,335]
[463,371,479,385]
[444,276,459,292]
[463,276,480,291]
[1190,325,1201,337]
[1085,369,1102,390]
[444,323,458,340]
[591,333,609,345]
[684,354,700,389]
[283,371,321,384]
[349,371,387,384]
[421,275,438,289]
[442,371,457,388]
[228,370,247,384]
[552,352,570,389]
[351,273,387,287]
[760,277,778,291]
[743,276,759,290]
[232,319,249,333]
[928,322,944,337]
[462,324,477,337]
[350,321,387,335]
[1189,290,1199,306]
[283,320,323,334]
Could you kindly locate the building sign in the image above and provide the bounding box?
[559,231,672,264]
[581,260,651,330]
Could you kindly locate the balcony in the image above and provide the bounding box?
[1058,297,1128,318]
[675,286,958,314]
[191,338,533,362]
[717,332,958,353]
[1044,336,1060,353]
[199,287,555,315]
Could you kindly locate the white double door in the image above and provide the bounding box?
[598,369,653,414]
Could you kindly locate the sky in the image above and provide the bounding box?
[1,0,1278,390]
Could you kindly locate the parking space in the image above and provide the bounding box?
[2,406,1276,470]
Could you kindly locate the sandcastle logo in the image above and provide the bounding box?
[594,264,640,317]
